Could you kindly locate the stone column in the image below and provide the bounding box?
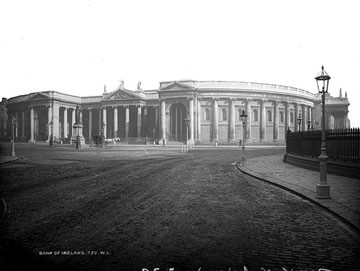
[197,98,202,142]
[125,106,129,140]
[64,107,68,138]
[213,98,218,142]
[311,107,314,129]
[189,97,194,143]
[302,104,306,131]
[229,99,235,142]
[295,103,299,132]
[102,107,107,138]
[161,99,166,141]
[260,99,266,142]
[72,108,76,137]
[194,96,198,141]
[137,106,142,139]
[245,99,251,141]
[273,100,279,141]
[53,102,60,139]
[175,106,178,140]
[88,109,92,139]
[113,106,118,138]
[48,104,53,137]
[179,108,183,141]
[307,106,311,130]
[29,107,34,142]
[285,102,290,135]
[21,111,25,137]
[98,108,102,134]
[155,106,159,138]
[143,107,148,138]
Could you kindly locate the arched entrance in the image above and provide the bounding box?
[169,103,187,142]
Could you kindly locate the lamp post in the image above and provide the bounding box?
[315,65,331,199]
[307,119,311,131]
[239,110,248,163]
[184,116,191,151]
[49,120,54,147]
[297,113,302,132]
[11,116,17,157]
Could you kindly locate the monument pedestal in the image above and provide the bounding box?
[71,123,86,145]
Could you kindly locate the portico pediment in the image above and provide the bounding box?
[103,89,140,101]
[29,92,50,100]
[159,81,196,92]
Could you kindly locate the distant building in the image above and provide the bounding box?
[0,98,8,139]
[1,80,351,144]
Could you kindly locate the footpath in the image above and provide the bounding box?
[237,155,360,233]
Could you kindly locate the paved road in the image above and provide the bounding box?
[0,144,359,271]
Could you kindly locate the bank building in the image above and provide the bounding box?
[0,80,351,145]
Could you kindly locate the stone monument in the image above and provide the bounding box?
[71,105,86,146]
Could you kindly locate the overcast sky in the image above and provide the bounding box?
[1,0,359,127]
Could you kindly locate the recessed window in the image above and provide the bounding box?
[204,108,210,121]
[267,110,272,122]
[280,111,284,123]
[222,108,227,121]
[253,109,259,122]
[290,112,294,124]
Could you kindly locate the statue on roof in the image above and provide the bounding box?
[119,79,125,89]
[104,84,107,93]
[345,91,347,98]
[75,104,81,124]
[339,88,342,98]
[137,81,142,91]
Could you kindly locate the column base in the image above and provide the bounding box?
[316,184,330,199]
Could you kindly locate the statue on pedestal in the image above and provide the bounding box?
[75,105,81,124]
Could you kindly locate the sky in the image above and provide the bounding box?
[1,0,359,127]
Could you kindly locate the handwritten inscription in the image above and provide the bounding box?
[38,250,110,256]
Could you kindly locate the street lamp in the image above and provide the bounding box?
[297,113,302,132]
[315,65,331,199]
[11,116,17,157]
[307,119,311,131]
[184,116,191,151]
[239,110,248,163]
[49,120,54,147]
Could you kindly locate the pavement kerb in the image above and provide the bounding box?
[236,160,360,236]
[0,156,20,165]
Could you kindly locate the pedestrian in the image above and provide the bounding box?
[239,139,242,147]
[76,135,81,150]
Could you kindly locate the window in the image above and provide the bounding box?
[204,108,210,121]
[280,111,284,123]
[290,112,294,123]
[267,110,272,122]
[253,109,258,122]
[238,109,243,121]
[222,108,227,121]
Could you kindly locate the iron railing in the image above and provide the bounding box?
[286,128,360,162]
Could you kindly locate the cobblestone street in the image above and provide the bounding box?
[0,143,359,271]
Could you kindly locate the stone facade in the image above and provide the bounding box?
[1,80,351,144]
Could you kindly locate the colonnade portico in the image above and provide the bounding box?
[159,94,315,144]
[4,80,350,144]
